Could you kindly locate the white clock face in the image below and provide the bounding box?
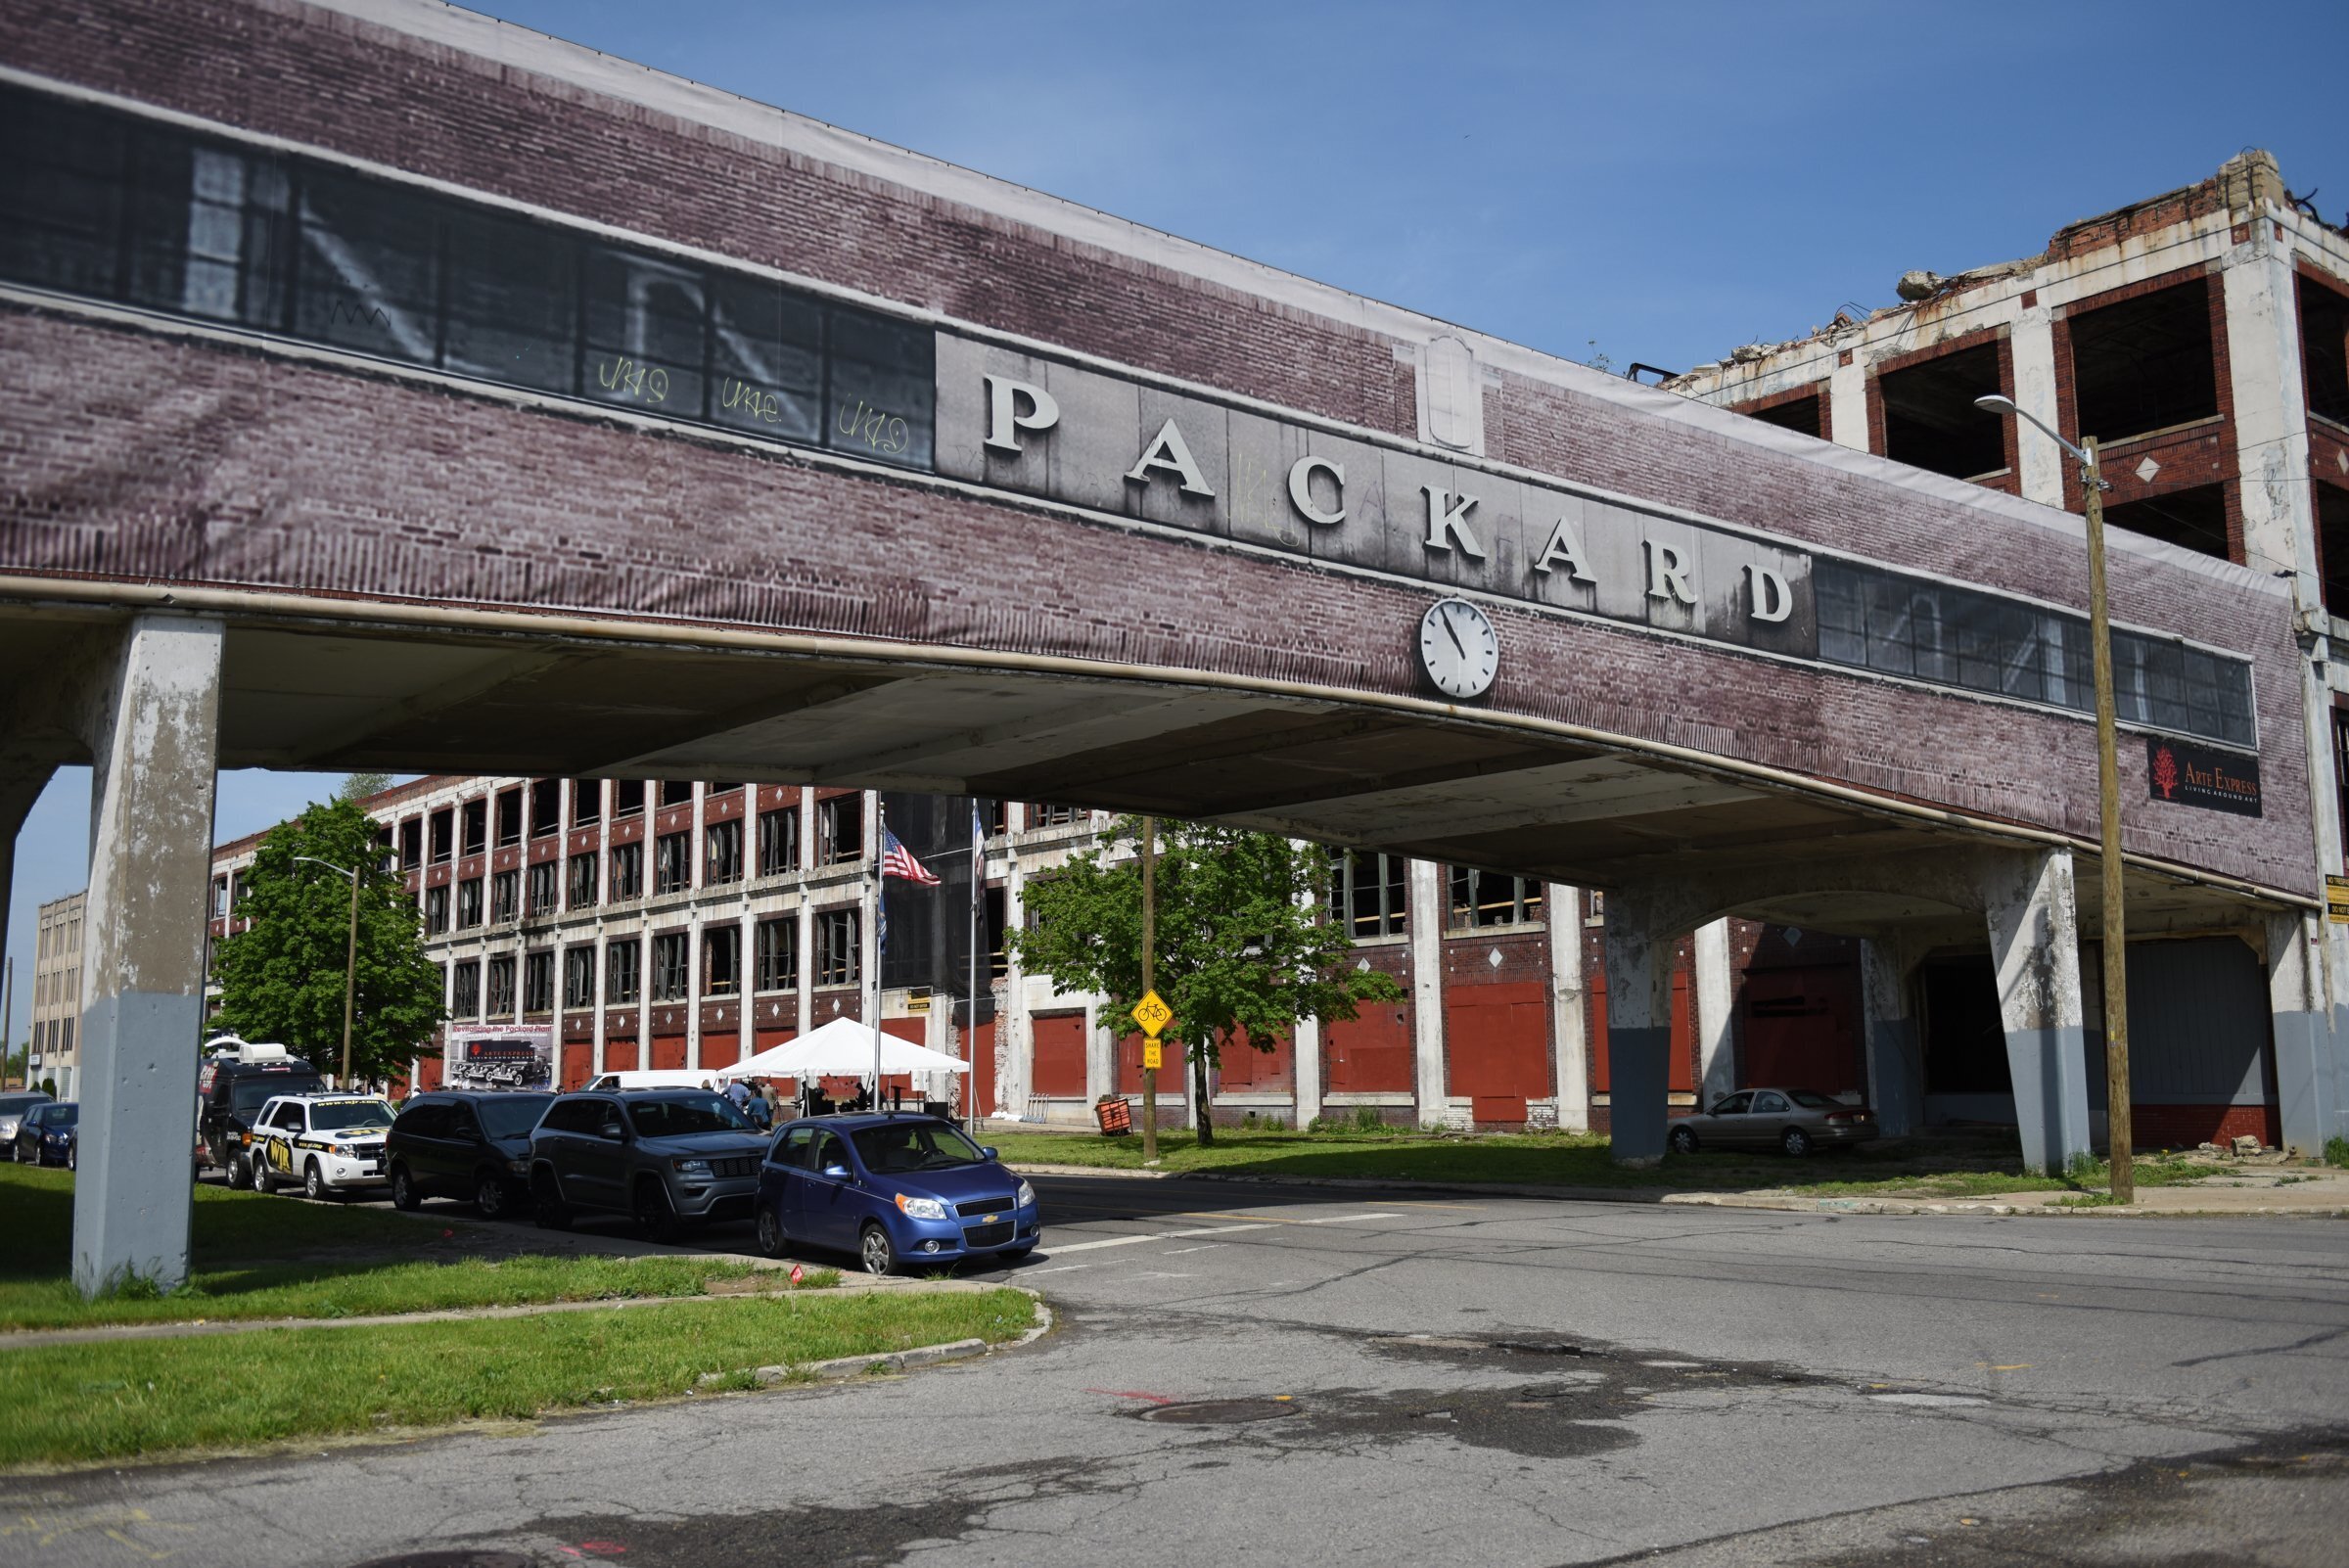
[1417,597,1499,699]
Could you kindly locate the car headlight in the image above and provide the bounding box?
[506,1157,530,1176]
[672,1158,714,1179]
[1016,1179,1036,1208]
[895,1194,948,1221]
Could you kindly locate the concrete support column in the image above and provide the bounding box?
[1601,897,1674,1163]
[998,809,1031,1118]
[1825,357,1869,451]
[590,933,608,1079]
[1860,938,1925,1135]
[71,616,224,1296]
[684,914,703,1070]
[634,927,652,1068]
[1406,857,1448,1128]
[2267,912,2338,1156]
[1692,918,1735,1109]
[1085,1001,1113,1106]
[1981,849,2093,1174]
[1545,885,1589,1132]
[737,907,756,1066]
[1292,843,1322,1130]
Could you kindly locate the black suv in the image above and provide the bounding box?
[528,1089,766,1242]
[198,1055,326,1177]
[387,1091,556,1219]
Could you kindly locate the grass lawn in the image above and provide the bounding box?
[0,1164,835,1330]
[982,1125,2220,1198]
[0,1289,1037,1467]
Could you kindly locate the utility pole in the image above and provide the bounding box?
[340,866,359,1087]
[2081,435,2134,1202]
[1140,815,1158,1165]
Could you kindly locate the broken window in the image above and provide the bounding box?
[605,941,641,1004]
[570,779,603,826]
[482,957,514,1018]
[1447,867,1543,929]
[2100,484,2231,564]
[2069,281,2218,443]
[704,926,740,997]
[652,933,690,1001]
[609,843,643,899]
[659,781,695,808]
[2321,484,2349,618]
[2304,274,2349,428]
[429,809,453,864]
[567,852,598,909]
[1027,803,1085,829]
[452,959,481,1017]
[757,807,799,877]
[613,781,646,819]
[527,860,558,917]
[814,908,860,987]
[818,796,863,865]
[398,818,422,871]
[456,878,484,929]
[706,819,743,885]
[756,918,798,992]
[530,779,561,839]
[563,947,596,1010]
[1877,343,2006,481]
[1740,393,1822,440]
[425,884,449,935]
[654,832,691,895]
[987,887,1009,981]
[494,789,522,849]
[487,870,516,924]
[523,950,553,1015]
[1328,850,1409,939]
[461,798,487,857]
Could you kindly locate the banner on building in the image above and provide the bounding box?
[443,1026,555,1092]
[2145,737,2262,817]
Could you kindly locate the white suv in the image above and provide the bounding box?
[243,1093,396,1200]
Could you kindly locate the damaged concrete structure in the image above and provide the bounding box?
[0,4,2333,1291]
[1669,150,2349,1164]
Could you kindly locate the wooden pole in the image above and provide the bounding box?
[2083,436,2134,1201]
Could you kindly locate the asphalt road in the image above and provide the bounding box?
[7,1174,2348,1567]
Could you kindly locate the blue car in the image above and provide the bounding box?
[755,1114,1041,1275]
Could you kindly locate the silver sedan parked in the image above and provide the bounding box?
[1667,1088,1876,1157]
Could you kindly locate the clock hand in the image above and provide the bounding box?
[1441,608,1467,659]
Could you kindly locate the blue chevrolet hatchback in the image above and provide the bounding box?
[755,1114,1041,1274]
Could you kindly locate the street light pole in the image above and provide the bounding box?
[293,855,361,1089]
[1975,395,2133,1200]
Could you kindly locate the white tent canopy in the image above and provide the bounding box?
[714,1015,970,1080]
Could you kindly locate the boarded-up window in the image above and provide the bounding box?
[1032,1012,1087,1097]
[1588,964,1695,1093]
[1325,1003,1412,1093]
[1445,982,1549,1113]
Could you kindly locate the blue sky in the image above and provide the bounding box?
[6,0,2345,1049]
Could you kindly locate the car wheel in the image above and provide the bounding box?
[253,1156,276,1195]
[391,1164,421,1212]
[1781,1128,1812,1158]
[755,1201,788,1259]
[303,1159,330,1201]
[66,1143,75,1172]
[530,1168,573,1230]
[859,1222,898,1277]
[474,1171,511,1221]
[632,1179,681,1244]
[1668,1126,1700,1156]
[227,1151,254,1190]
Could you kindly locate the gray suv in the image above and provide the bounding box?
[528,1089,766,1241]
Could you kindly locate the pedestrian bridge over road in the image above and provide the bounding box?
[0,0,2326,1292]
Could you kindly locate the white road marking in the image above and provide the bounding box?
[1042,1233,1165,1255]
[1298,1212,1405,1224]
[1160,1222,1272,1238]
[1027,1264,1091,1275]
[1162,1245,1222,1255]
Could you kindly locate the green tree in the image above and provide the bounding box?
[209,798,445,1084]
[1009,818,1403,1145]
[337,770,395,804]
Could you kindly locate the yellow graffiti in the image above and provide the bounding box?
[1,1507,196,1560]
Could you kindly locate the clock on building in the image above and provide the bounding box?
[1417,597,1498,699]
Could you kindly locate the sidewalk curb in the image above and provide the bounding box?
[703,1288,1055,1387]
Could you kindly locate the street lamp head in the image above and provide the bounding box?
[1973,394,2019,415]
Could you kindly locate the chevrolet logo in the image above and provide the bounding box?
[983,1214,998,1224]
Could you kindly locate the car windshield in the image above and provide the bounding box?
[44,1106,78,1128]
[233,1077,319,1116]
[477,1095,554,1139]
[310,1100,395,1131]
[852,1122,987,1175]
[628,1095,752,1137]
[1,1094,50,1116]
[1786,1090,1841,1109]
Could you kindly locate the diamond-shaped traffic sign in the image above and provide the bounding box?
[1131,990,1173,1038]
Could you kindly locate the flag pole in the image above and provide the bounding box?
[869,797,883,1105]
[968,800,983,1132]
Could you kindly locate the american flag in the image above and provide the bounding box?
[881,828,941,886]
